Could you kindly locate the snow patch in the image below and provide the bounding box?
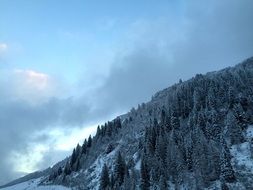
[133,152,138,161]
[85,147,119,190]
[134,160,141,170]
[205,180,221,190]
[246,125,253,140]
[230,142,253,173]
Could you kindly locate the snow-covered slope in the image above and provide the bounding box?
[1,178,70,190]
[2,57,253,190]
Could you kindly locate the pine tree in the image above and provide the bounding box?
[57,166,62,175]
[74,158,80,171]
[225,111,244,145]
[193,88,202,111]
[114,151,126,186]
[70,148,77,169]
[159,174,167,190]
[110,173,115,189]
[82,139,87,154]
[234,103,247,130]
[75,143,81,158]
[96,125,101,137]
[106,122,112,137]
[64,161,71,175]
[147,126,156,155]
[171,111,180,130]
[166,132,185,184]
[123,172,131,190]
[140,159,150,190]
[165,115,172,131]
[185,143,193,171]
[102,123,107,136]
[87,135,92,147]
[160,109,166,125]
[115,118,122,129]
[228,86,235,108]
[129,169,138,190]
[197,111,206,133]
[100,164,110,190]
[155,131,166,163]
[207,87,216,110]
[220,139,236,183]
[191,127,209,186]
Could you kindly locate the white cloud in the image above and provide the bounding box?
[8,124,97,175]
[14,69,50,91]
[11,144,49,174]
[52,125,97,151]
[2,69,62,104]
[0,43,8,51]
[0,43,8,58]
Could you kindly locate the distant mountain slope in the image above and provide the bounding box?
[2,57,253,190]
[0,158,68,189]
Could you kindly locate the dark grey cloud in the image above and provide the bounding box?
[95,47,173,112]
[1,0,253,185]
[173,0,253,74]
[91,0,253,114]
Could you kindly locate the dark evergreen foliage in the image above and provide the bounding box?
[63,162,71,176]
[99,164,110,190]
[220,138,236,183]
[87,135,92,148]
[114,151,126,186]
[140,159,150,190]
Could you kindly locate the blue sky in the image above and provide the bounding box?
[0,0,253,185]
[0,0,181,83]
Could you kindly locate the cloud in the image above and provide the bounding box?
[0,96,97,185]
[0,69,96,185]
[0,43,8,52]
[1,69,66,105]
[94,47,172,113]
[12,70,54,101]
[0,43,8,63]
[0,43,24,66]
[14,69,50,90]
[93,0,253,113]
[8,124,97,175]
[172,0,253,73]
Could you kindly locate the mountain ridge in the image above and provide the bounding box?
[2,57,253,190]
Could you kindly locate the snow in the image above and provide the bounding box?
[1,178,70,190]
[85,147,119,190]
[89,156,105,187]
[134,160,141,170]
[72,171,81,178]
[205,180,221,190]
[245,125,253,140]
[230,125,253,175]
[230,142,253,173]
[133,152,138,161]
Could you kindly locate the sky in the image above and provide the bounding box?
[0,0,253,185]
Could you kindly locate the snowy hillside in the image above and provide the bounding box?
[2,57,253,190]
[1,178,70,190]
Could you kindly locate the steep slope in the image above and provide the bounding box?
[1,57,253,190]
